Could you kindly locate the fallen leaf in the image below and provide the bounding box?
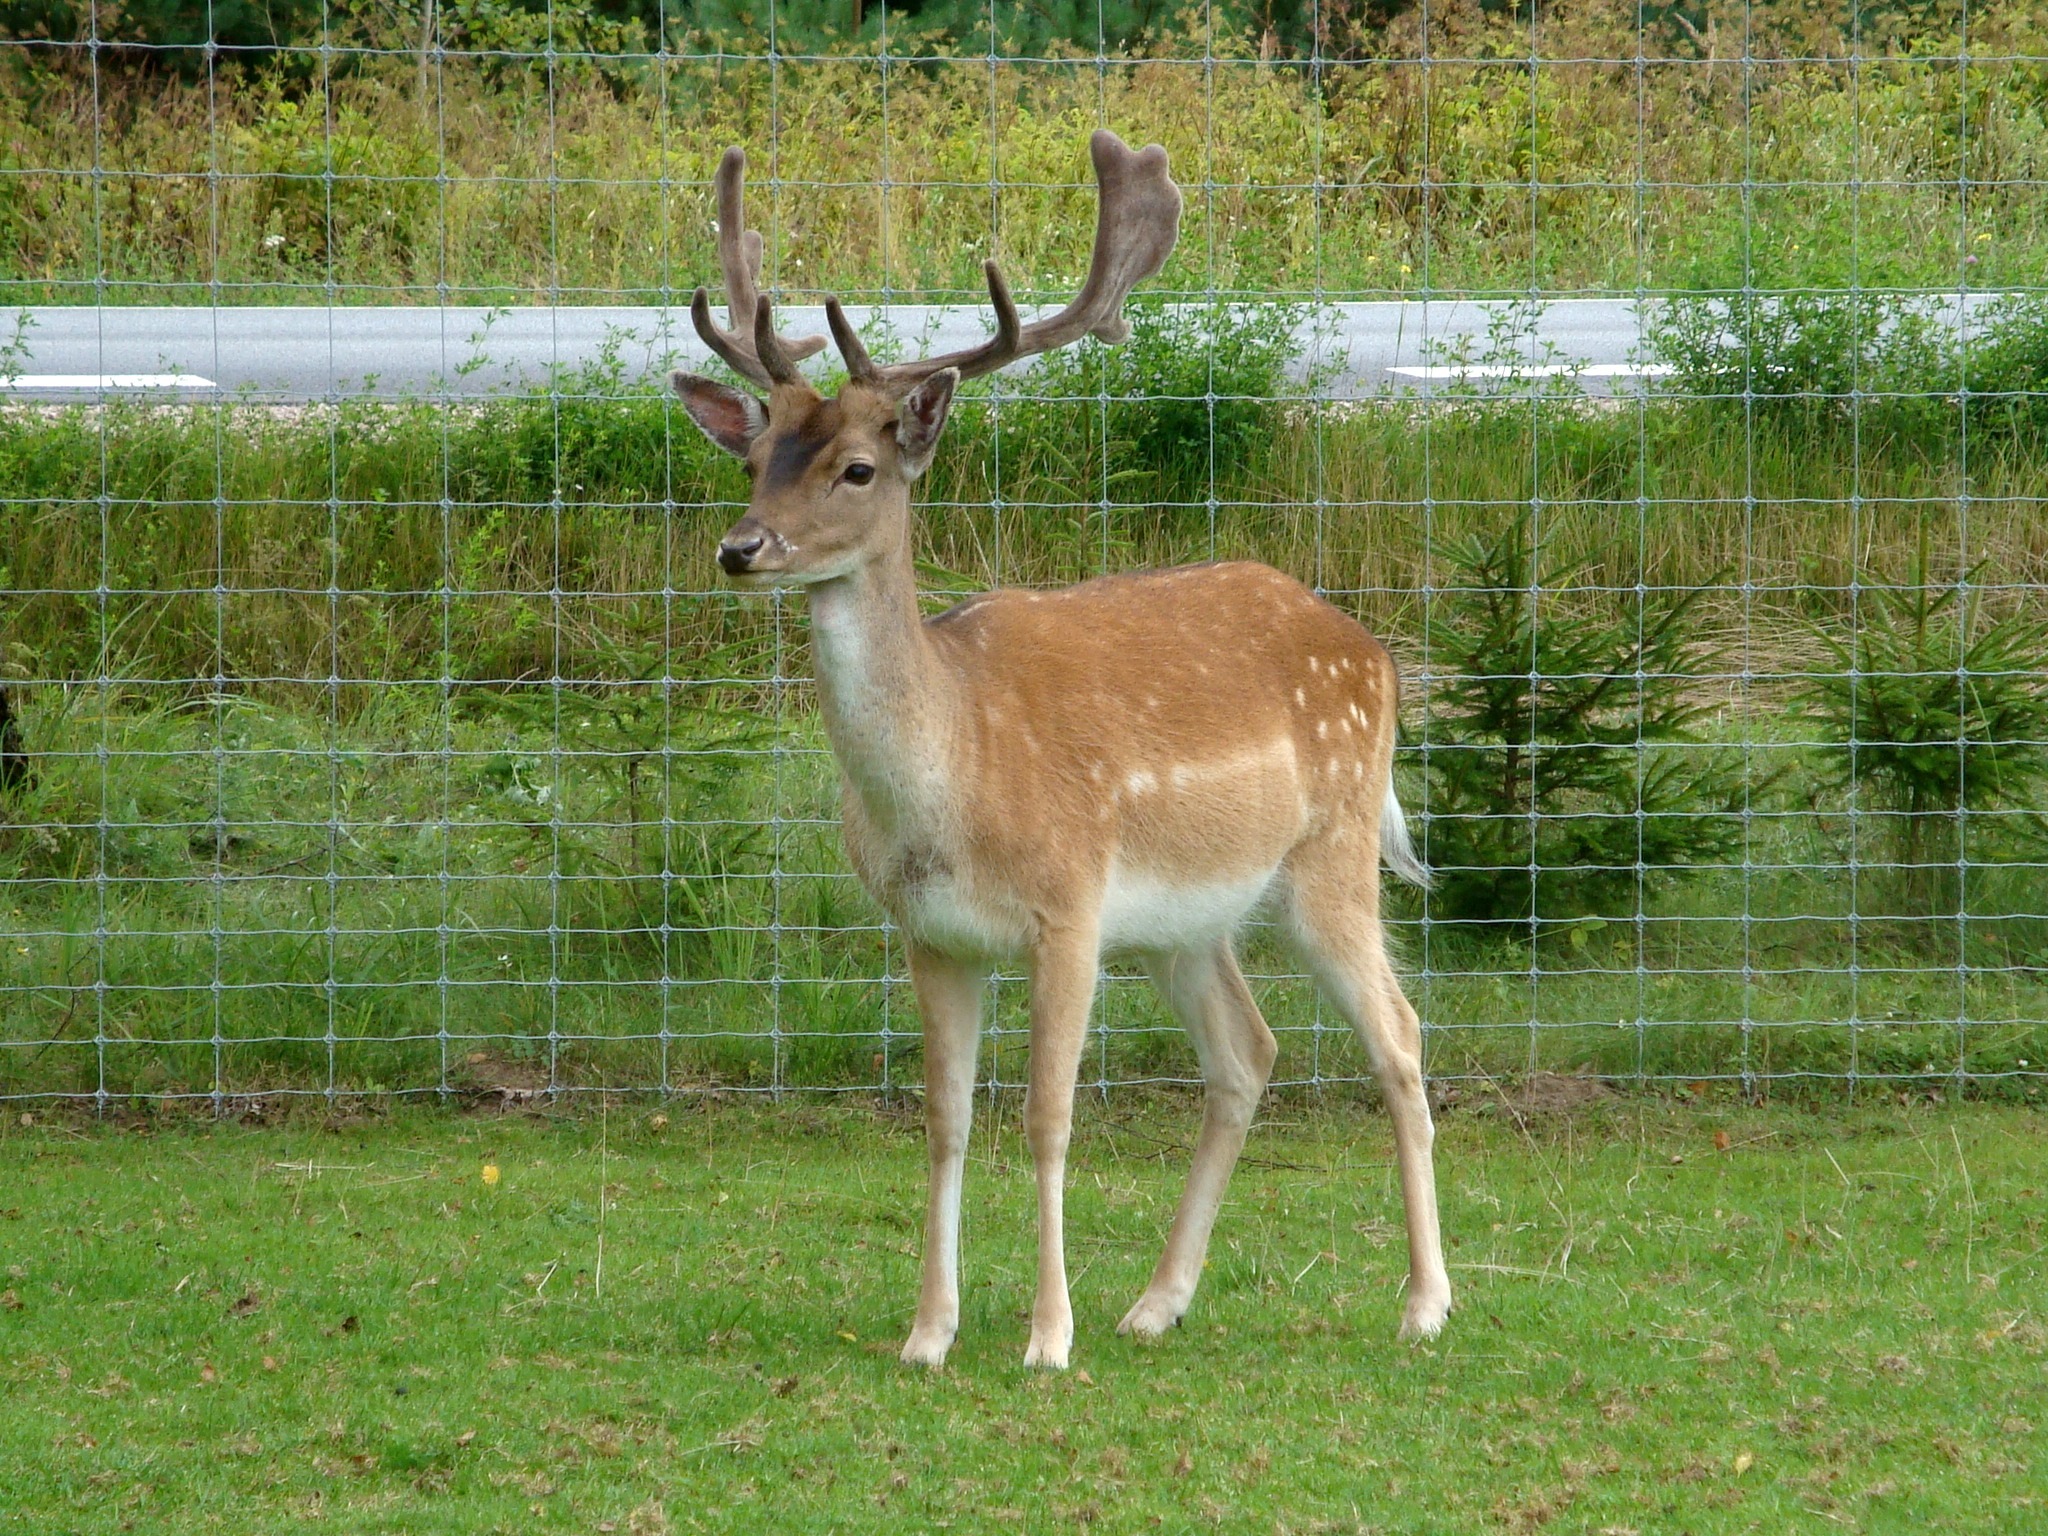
[1173,1448,1193,1477]
[261,1355,279,1371]
[198,1361,218,1384]
[456,1430,477,1448]
[0,1289,20,1311]
[1713,1130,1731,1152]
[1733,1450,1754,1475]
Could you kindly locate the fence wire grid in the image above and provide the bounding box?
[1,0,2045,1108]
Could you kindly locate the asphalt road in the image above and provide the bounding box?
[0,294,2008,401]
[5,300,1667,401]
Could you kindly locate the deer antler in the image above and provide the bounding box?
[839,130,1182,397]
[691,147,827,389]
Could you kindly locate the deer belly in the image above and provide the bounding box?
[1098,865,1277,953]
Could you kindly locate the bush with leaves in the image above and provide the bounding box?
[999,299,1308,516]
[1652,288,2048,454]
[1412,510,1751,935]
[1793,528,2048,916]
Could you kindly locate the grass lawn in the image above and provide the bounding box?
[0,1096,2041,1533]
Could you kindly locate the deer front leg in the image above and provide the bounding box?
[901,944,985,1368]
[1021,920,1101,1370]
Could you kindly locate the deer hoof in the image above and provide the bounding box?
[1116,1292,1185,1339]
[899,1325,955,1368]
[1022,1326,1072,1371]
[1398,1289,1452,1341]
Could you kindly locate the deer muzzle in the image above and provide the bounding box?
[717,517,792,579]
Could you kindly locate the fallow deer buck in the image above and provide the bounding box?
[673,131,1449,1370]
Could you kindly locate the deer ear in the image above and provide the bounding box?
[895,368,958,479]
[671,371,768,457]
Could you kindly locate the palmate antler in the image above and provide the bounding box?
[690,147,828,389]
[695,131,1182,398]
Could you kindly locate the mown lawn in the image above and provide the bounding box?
[0,1096,2041,1534]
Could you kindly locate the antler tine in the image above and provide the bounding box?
[690,287,765,386]
[869,130,1181,396]
[751,295,803,386]
[691,146,826,390]
[824,297,876,384]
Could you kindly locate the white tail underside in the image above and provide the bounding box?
[1379,780,1432,889]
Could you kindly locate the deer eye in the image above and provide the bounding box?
[842,461,875,486]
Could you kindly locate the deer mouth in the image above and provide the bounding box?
[716,521,795,581]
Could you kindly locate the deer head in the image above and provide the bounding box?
[672,131,1183,586]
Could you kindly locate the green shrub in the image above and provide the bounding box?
[1411,509,1752,935]
[1000,298,1307,516]
[1960,294,2048,447]
[233,89,436,273]
[1651,289,2048,454]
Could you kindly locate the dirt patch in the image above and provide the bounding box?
[1438,1071,1618,1121]
[452,1053,553,1112]
[1510,1071,1617,1115]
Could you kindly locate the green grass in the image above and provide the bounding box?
[0,1099,2042,1532]
[1,676,2044,1099]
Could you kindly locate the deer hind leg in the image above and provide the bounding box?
[1118,939,1276,1340]
[1020,919,1102,1370]
[901,944,986,1368]
[1287,855,1452,1341]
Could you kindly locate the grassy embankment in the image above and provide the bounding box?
[4,1,2048,304]
[0,338,2044,1097]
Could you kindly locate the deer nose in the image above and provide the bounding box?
[718,534,766,575]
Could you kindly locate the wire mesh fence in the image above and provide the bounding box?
[1,1,2045,1107]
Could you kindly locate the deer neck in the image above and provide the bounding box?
[804,517,957,833]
